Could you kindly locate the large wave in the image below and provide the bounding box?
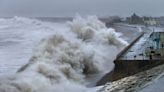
[0,15,128,92]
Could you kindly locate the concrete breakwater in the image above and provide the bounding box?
[97,28,164,86]
[97,59,164,86]
[99,62,164,92]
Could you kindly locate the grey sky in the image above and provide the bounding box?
[0,0,163,17]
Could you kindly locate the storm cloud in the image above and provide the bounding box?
[0,0,163,17]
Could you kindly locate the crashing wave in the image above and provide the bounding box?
[0,15,128,92]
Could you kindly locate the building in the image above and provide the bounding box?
[144,19,157,26]
[148,31,164,56]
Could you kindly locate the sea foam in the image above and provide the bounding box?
[0,15,128,92]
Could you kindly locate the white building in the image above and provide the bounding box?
[144,19,157,26]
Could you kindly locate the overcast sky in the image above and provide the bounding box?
[0,0,163,17]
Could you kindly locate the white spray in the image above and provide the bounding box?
[0,15,128,92]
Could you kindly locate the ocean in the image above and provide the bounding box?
[0,16,128,92]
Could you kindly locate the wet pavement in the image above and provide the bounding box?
[119,28,164,61]
[119,30,152,60]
